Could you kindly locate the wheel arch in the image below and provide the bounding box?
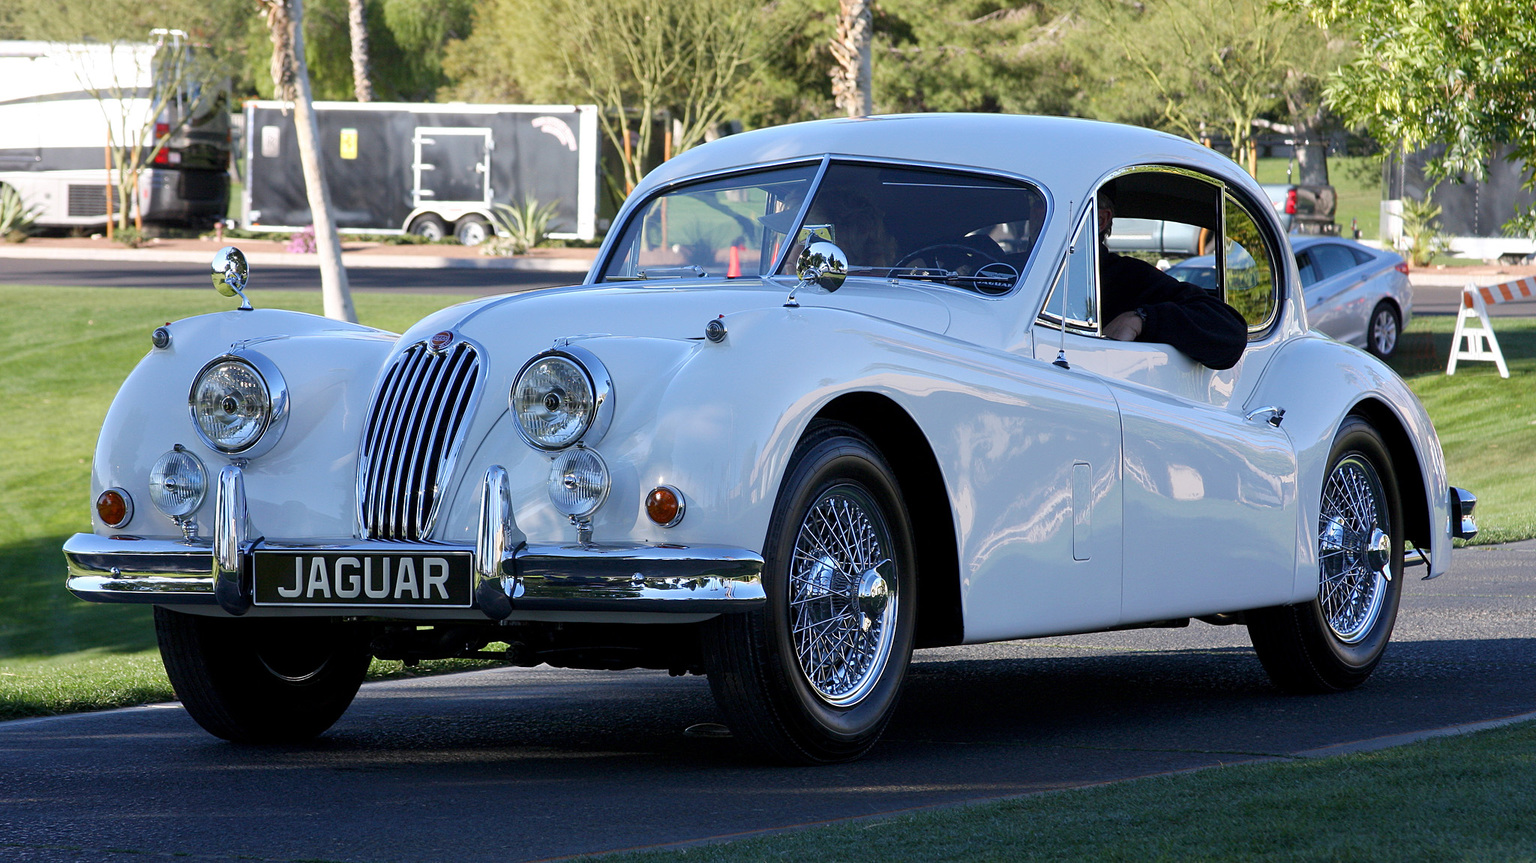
[1348,396,1431,551]
[814,392,963,649]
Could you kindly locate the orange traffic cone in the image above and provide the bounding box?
[727,244,742,278]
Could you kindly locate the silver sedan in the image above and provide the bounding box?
[1169,236,1412,358]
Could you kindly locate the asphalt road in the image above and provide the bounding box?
[3,541,1533,863]
[0,258,577,295]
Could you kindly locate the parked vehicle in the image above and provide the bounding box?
[1170,237,1412,358]
[65,115,1475,764]
[1262,182,1337,234]
[0,37,230,230]
[243,101,600,244]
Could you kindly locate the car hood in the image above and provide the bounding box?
[404,277,953,346]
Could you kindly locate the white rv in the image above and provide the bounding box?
[0,37,230,229]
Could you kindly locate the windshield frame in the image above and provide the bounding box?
[594,154,1055,300]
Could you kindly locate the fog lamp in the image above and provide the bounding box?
[149,446,207,519]
[547,447,610,519]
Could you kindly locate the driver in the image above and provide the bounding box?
[1096,190,1247,370]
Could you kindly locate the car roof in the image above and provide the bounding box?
[634,114,1250,205]
[1289,235,1396,258]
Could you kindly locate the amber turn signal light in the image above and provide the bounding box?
[96,488,133,529]
[644,485,685,528]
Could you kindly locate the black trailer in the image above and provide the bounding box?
[1384,144,1536,260]
[243,101,599,244]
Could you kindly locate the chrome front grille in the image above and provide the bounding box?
[358,340,481,540]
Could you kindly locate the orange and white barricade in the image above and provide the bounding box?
[1446,276,1536,378]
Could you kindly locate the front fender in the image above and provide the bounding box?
[90,309,395,540]
[1247,333,1452,597]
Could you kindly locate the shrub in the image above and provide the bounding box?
[486,198,560,256]
[1400,195,1451,267]
[0,184,39,241]
[286,225,317,254]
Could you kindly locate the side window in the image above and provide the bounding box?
[1223,193,1279,334]
[1295,251,1319,288]
[1311,243,1359,279]
[1040,206,1098,329]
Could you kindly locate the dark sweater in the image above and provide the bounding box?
[1098,249,1248,370]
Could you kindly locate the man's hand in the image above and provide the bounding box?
[1104,310,1144,341]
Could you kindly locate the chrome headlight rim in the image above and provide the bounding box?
[187,351,289,458]
[510,345,614,451]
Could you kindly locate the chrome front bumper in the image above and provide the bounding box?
[65,465,765,619]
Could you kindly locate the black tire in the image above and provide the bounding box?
[408,213,447,242]
[454,214,491,246]
[155,607,372,743]
[1367,301,1400,359]
[703,422,917,764]
[1248,417,1404,692]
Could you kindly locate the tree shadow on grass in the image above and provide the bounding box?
[1390,319,1536,378]
[0,535,156,658]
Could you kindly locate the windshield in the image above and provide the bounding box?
[599,164,818,282]
[777,162,1046,290]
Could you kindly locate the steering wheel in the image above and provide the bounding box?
[894,242,1000,273]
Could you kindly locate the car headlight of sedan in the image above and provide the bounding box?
[188,352,289,457]
[511,346,613,450]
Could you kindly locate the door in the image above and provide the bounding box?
[412,127,492,208]
[1034,172,1299,624]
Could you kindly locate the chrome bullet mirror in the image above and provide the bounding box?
[784,240,848,308]
[211,246,251,310]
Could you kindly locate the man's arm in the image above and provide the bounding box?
[1101,254,1248,370]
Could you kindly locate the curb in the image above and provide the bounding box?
[0,245,594,273]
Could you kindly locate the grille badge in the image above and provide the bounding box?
[430,331,454,353]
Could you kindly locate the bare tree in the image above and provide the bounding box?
[347,0,373,102]
[70,34,217,236]
[830,0,872,117]
[260,0,356,323]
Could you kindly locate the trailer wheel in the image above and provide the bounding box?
[408,213,447,242]
[454,215,491,246]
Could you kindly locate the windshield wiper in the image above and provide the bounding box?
[604,265,709,282]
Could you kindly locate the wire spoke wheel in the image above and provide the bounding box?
[1248,417,1403,693]
[788,485,897,707]
[1317,454,1393,642]
[703,422,917,763]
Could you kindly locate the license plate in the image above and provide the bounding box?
[252,551,473,607]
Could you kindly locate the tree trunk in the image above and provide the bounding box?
[831,0,872,117]
[265,0,356,323]
[348,0,373,103]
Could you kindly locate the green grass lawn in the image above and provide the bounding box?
[588,719,1536,862]
[1385,316,1536,544]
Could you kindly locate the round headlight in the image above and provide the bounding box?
[548,447,611,519]
[149,447,207,518]
[189,353,288,456]
[511,347,612,450]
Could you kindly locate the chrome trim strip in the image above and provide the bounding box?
[62,533,764,615]
[509,542,765,612]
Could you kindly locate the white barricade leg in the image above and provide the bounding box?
[1446,284,1509,378]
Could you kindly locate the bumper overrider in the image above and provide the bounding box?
[65,465,766,618]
